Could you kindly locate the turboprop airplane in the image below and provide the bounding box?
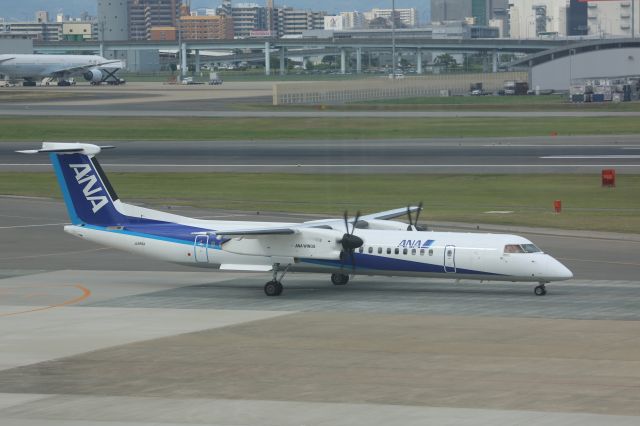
[18,143,573,297]
[0,54,124,86]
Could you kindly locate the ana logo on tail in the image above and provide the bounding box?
[69,163,109,213]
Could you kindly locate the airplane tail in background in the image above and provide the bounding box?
[17,143,125,226]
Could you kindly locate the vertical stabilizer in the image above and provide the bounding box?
[17,143,124,226]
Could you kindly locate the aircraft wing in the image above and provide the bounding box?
[358,206,420,221]
[0,57,15,65]
[300,206,421,228]
[215,227,296,236]
[210,206,420,238]
[49,60,123,76]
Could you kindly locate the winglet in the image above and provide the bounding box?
[16,142,115,155]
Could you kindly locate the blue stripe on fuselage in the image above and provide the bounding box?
[301,255,502,276]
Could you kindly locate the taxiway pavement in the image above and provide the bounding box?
[1,194,640,425]
[3,135,640,174]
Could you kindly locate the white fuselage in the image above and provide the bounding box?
[0,54,122,80]
[63,218,573,283]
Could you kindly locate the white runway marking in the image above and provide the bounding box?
[541,155,640,159]
[3,163,640,168]
[0,247,110,261]
[0,223,69,230]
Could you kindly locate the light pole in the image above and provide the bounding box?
[633,0,636,39]
[391,0,396,79]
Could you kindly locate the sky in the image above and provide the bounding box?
[2,1,430,22]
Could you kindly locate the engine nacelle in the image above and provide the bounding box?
[83,68,103,83]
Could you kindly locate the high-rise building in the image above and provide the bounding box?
[129,0,183,40]
[97,0,128,41]
[508,0,569,38]
[566,0,587,36]
[431,0,472,22]
[586,0,639,37]
[218,3,267,38]
[4,22,61,41]
[35,11,49,24]
[179,15,234,40]
[341,11,365,29]
[472,0,488,25]
[274,7,326,36]
[367,8,419,27]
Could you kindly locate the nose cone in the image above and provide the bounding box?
[549,257,573,281]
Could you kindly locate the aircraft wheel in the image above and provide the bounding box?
[534,285,547,296]
[331,273,349,286]
[264,280,283,296]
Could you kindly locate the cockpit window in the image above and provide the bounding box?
[521,244,541,253]
[504,244,541,254]
[504,244,524,254]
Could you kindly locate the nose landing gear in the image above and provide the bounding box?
[534,283,547,296]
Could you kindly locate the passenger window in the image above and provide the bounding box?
[403,248,408,255]
[411,248,416,255]
[358,247,363,253]
[429,249,433,256]
[420,249,425,256]
[395,248,399,255]
[378,247,382,254]
[368,246,373,254]
[387,248,391,254]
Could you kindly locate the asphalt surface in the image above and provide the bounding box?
[3,135,640,174]
[2,196,639,281]
[2,196,640,425]
[3,107,640,117]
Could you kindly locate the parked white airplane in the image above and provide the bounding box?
[0,54,124,86]
[18,143,573,296]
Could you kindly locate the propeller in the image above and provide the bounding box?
[339,210,364,270]
[407,202,426,231]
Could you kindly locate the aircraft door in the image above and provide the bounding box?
[444,245,456,273]
[194,235,209,263]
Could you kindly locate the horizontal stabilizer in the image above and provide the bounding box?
[16,142,114,155]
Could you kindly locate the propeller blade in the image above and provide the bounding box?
[343,210,349,233]
[351,210,361,235]
[414,202,423,228]
[406,205,414,231]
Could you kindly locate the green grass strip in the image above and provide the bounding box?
[1,116,640,141]
[2,172,639,233]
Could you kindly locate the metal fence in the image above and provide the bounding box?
[273,71,529,105]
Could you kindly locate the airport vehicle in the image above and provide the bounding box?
[0,54,124,86]
[209,72,223,85]
[18,143,573,297]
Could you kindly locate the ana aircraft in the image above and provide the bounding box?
[0,54,124,86]
[19,143,573,296]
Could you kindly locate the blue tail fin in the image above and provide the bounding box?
[50,152,126,226]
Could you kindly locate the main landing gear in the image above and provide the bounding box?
[534,283,548,296]
[331,273,350,286]
[264,263,291,297]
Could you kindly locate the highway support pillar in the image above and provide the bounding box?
[356,47,362,74]
[340,48,347,74]
[195,49,201,73]
[492,50,498,73]
[180,42,187,79]
[416,49,423,74]
[265,42,271,76]
[280,46,286,76]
